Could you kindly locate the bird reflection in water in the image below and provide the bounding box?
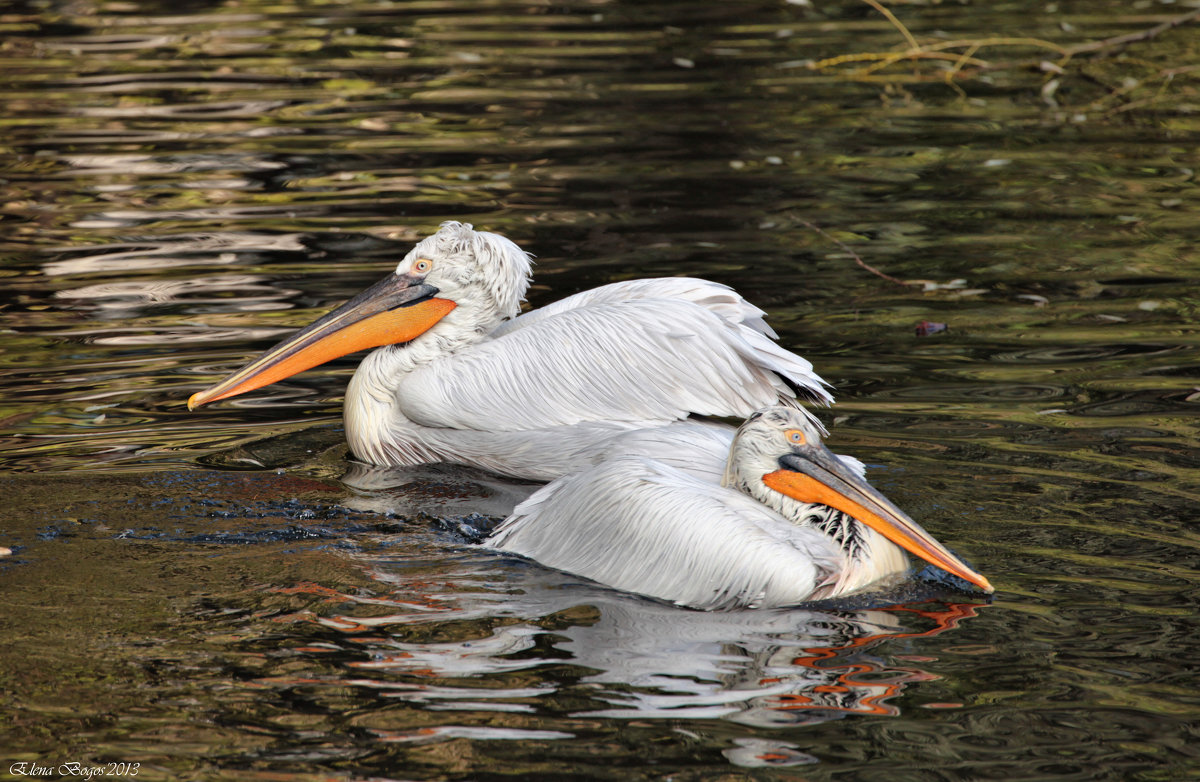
[263,561,984,731]
[739,602,981,726]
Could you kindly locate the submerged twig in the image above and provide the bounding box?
[797,220,917,288]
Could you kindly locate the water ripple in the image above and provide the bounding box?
[991,344,1185,363]
[41,232,308,276]
[871,383,1069,402]
[3,0,1200,779]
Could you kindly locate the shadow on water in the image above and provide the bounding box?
[2,0,1200,779]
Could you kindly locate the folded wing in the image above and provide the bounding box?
[486,455,843,610]
[396,284,830,433]
[491,277,778,339]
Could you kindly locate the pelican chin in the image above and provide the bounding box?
[487,406,993,610]
[188,221,834,481]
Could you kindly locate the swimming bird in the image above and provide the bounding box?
[188,222,832,481]
[486,406,993,610]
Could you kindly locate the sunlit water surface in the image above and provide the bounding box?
[2,0,1199,780]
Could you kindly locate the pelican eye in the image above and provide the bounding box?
[785,428,807,446]
[413,258,433,274]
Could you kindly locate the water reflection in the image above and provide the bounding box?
[42,232,307,276]
[342,461,539,521]
[56,153,286,184]
[3,0,1200,778]
[72,100,289,117]
[55,274,297,314]
[261,558,984,735]
[42,33,178,52]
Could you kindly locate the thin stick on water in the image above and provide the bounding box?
[797,219,918,288]
[861,0,920,52]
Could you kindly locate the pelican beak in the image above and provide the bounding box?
[763,449,994,593]
[188,272,456,409]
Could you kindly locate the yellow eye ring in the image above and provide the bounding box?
[785,428,806,446]
[414,258,433,273]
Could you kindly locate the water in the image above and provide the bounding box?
[2,0,1200,779]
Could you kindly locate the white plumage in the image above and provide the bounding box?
[192,221,833,481]
[394,300,817,431]
[346,227,831,480]
[187,225,994,606]
[487,406,992,610]
[487,453,846,610]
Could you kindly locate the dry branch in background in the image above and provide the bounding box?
[814,2,1200,115]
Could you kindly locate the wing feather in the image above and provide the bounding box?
[485,456,843,610]
[492,277,777,339]
[396,296,830,432]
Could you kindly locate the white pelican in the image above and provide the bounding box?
[188,221,832,481]
[486,406,993,610]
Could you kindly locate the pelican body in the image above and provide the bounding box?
[487,407,993,610]
[189,222,832,481]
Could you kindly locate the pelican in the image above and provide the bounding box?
[486,406,993,610]
[188,221,832,481]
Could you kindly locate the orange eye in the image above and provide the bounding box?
[413,258,433,273]
[785,429,806,446]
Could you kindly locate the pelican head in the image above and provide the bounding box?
[724,406,993,594]
[188,221,532,409]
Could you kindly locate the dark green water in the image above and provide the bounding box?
[2,1,1199,779]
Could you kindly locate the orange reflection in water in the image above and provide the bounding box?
[764,602,983,718]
